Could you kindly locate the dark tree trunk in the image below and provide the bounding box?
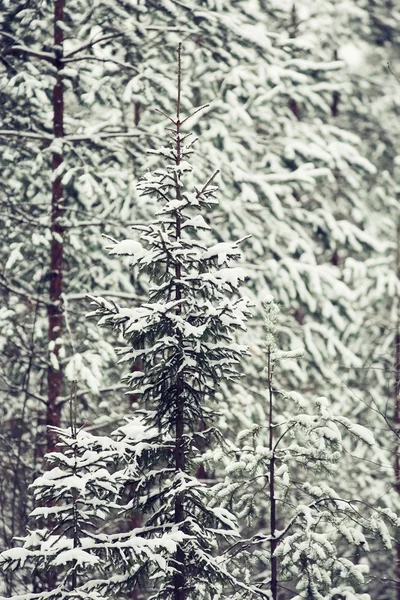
[288,7,301,121]
[331,50,340,117]
[394,224,400,600]
[46,0,65,453]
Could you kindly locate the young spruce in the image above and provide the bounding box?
[88,44,256,599]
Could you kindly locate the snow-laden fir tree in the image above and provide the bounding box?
[0,382,121,599]
[0,391,198,600]
[207,297,400,600]
[84,44,262,600]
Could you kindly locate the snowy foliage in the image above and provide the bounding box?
[0,422,120,599]
[1,0,400,598]
[87,74,260,598]
[208,299,399,599]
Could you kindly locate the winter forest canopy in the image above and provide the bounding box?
[1,0,400,599]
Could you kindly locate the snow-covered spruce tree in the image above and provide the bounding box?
[0,389,200,600]
[208,297,400,600]
[0,382,121,599]
[87,44,261,600]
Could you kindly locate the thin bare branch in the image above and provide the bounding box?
[154,108,176,124]
[180,104,210,125]
[196,170,220,198]
[388,62,400,85]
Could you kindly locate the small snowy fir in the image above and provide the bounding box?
[88,54,260,600]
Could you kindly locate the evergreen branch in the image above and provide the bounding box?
[0,129,52,141]
[57,383,127,405]
[0,45,56,64]
[67,291,141,302]
[63,33,125,58]
[0,275,49,307]
[63,55,139,73]
[65,131,145,142]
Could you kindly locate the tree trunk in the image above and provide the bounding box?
[46,0,65,453]
[268,349,278,600]
[173,43,186,600]
[394,223,400,600]
[127,360,142,600]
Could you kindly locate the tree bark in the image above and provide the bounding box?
[394,223,400,600]
[46,0,64,453]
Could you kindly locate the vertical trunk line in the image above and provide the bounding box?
[395,223,400,600]
[70,381,79,591]
[173,42,186,600]
[268,349,277,600]
[47,0,65,453]
[134,1,141,128]
[127,360,142,600]
[331,49,340,118]
[129,10,142,599]
[288,3,301,121]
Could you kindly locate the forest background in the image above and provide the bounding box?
[1,0,400,599]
